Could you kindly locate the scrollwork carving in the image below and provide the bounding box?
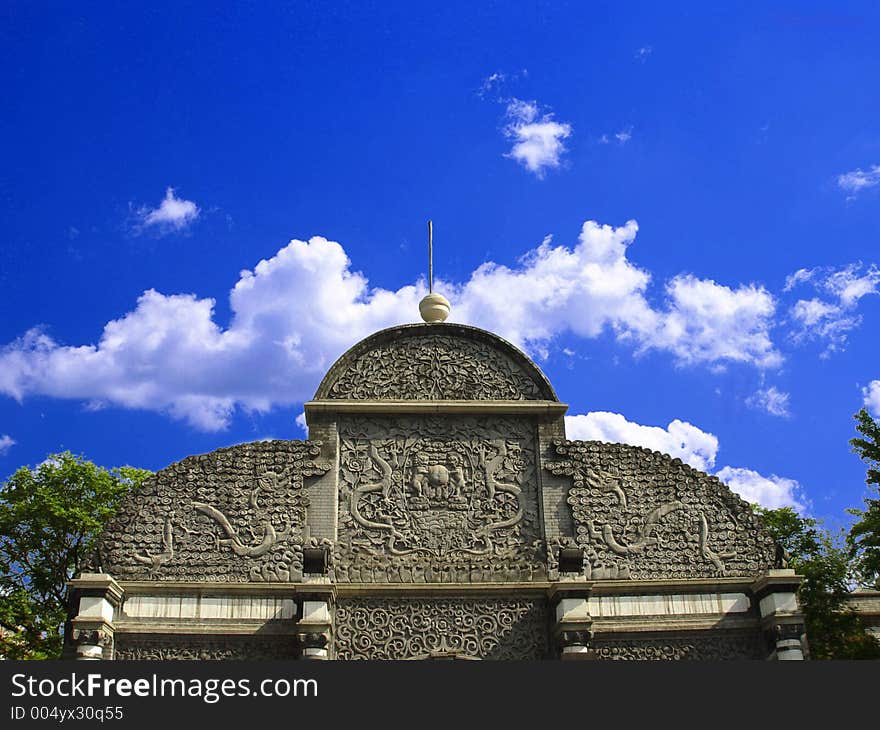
[319,327,553,401]
[593,632,766,660]
[334,598,548,659]
[114,634,297,660]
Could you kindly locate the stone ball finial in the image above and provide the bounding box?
[419,292,451,323]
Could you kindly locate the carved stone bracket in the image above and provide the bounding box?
[552,587,595,660]
[71,627,113,660]
[67,573,124,660]
[753,569,806,660]
[297,596,333,660]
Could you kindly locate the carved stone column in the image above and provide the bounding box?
[551,587,595,660]
[67,573,123,660]
[752,569,805,660]
[296,591,333,660]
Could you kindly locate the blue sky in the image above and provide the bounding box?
[2,2,879,527]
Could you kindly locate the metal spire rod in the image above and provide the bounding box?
[428,220,433,293]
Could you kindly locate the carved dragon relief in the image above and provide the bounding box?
[94,441,331,582]
[132,512,178,573]
[545,441,775,580]
[335,416,545,583]
[193,471,297,558]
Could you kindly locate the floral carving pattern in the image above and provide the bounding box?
[593,632,766,660]
[93,440,330,582]
[323,333,547,400]
[335,416,545,583]
[334,598,548,659]
[114,634,298,660]
[544,441,775,580]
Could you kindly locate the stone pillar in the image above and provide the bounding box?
[67,573,123,660]
[752,569,806,660]
[551,587,594,660]
[296,591,333,660]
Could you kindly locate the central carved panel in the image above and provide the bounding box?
[334,598,549,659]
[335,416,545,583]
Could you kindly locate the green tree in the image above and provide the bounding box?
[849,408,880,589]
[758,506,880,660]
[0,452,150,659]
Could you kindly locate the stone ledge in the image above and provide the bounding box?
[303,399,568,419]
[117,581,336,598]
[590,614,760,634]
[113,623,300,636]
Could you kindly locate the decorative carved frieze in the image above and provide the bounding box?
[91,440,330,582]
[334,598,549,660]
[593,632,766,660]
[335,416,545,582]
[544,441,776,581]
[318,326,554,401]
[114,634,298,660]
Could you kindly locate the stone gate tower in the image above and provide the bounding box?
[67,298,806,660]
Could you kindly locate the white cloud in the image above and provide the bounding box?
[598,128,633,145]
[863,380,880,418]
[648,274,780,369]
[837,164,880,197]
[565,411,806,511]
[0,237,422,430]
[615,127,632,144]
[135,187,200,234]
[715,466,808,513]
[746,386,791,418]
[0,220,786,429]
[503,98,572,177]
[783,267,815,292]
[0,434,15,455]
[824,263,880,307]
[479,72,505,96]
[453,220,781,368]
[635,46,653,61]
[295,412,308,435]
[787,263,880,354]
[564,411,719,472]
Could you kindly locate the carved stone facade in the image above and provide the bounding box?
[315,324,556,401]
[592,631,766,660]
[114,634,298,660]
[334,598,548,660]
[545,440,776,581]
[69,320,803,661]
[92,440,330,583]
[335,415,544,583]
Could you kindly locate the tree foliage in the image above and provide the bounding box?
[0,452,150,659]
[758,506,880,660]
[849,408,880,589]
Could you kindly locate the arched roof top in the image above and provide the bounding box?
[314,323,558,401]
